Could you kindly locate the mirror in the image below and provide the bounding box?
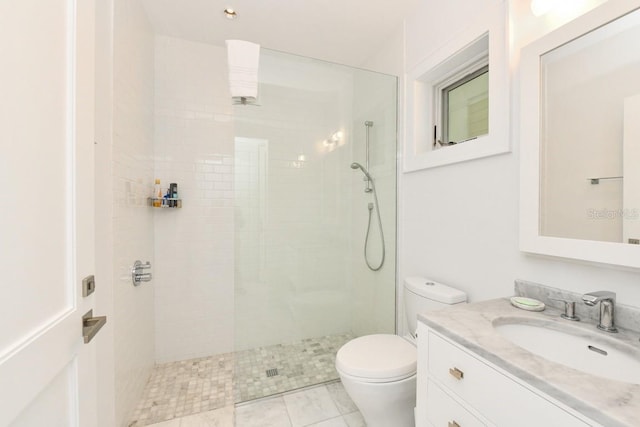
[541,7,640,244]
[520,0,640,268]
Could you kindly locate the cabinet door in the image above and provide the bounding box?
[427,330,592,427]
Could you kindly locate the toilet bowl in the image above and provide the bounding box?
[336,334,417,427]
[335,277,467,427]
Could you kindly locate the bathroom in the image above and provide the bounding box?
[2,0,640,426]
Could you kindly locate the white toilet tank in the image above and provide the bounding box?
[404,277,466,338]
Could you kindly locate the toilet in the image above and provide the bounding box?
[335,277,466,427]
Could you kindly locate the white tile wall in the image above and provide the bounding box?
[113,0,156,425]
[153,36,235,363]
[150,38,397,364]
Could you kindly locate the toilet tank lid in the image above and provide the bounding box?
[404,277,467,304]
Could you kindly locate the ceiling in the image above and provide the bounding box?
[139,0,417,67]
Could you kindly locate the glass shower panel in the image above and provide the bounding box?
[233,49,397,403]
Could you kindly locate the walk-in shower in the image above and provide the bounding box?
[233,49,397,403]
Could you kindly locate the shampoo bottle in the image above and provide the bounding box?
[153,179,162,207]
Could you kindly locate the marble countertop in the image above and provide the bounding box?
[418,298,640,427]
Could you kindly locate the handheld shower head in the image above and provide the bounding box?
[351,162,372,181]
[350,162,373,184]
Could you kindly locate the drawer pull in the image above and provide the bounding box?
[448,421,461,427]
[449,367,464,380]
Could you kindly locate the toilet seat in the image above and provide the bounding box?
[336,334,416,383]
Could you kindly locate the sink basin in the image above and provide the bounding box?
[493,318,640,385]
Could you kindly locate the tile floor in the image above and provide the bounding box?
[235,382,364,427]
[129,334,353,426]
[129,354,234,426]
[234,334,353,403]
[146,382,364,427]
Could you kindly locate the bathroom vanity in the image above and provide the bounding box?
[416,295,640,427]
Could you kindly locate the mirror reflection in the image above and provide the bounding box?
[540,7,640,244]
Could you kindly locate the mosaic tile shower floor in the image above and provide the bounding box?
[129,333,353,426]
[234,333,353,403]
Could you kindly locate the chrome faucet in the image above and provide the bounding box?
[582,291,618,333]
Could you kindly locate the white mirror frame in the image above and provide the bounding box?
[520,0,640,269]
[403,1,510,172]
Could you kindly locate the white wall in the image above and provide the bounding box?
[362,0,640,337]
[112,0,156,424]
[153,36,235,363]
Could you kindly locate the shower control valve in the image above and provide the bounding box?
[132,260,152,286]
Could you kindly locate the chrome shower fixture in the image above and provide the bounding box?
[350,162,373,182]
[351,159,372,193]
[350,161,386,271]
[350,161,373,192]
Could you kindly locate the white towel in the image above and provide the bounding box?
[225,40,260,100]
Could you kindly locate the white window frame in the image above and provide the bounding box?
[403,1,510,172]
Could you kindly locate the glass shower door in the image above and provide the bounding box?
[233,48,397,403]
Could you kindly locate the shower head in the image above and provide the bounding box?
[350,162,373,183]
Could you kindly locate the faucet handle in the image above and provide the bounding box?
[550,298,580,321]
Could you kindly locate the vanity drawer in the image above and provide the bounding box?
[427,331,591,427]
[426,379,487,427]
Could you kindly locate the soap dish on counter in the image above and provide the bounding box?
[510,296,545,312]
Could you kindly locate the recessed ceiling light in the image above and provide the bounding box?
[223,8,237,20]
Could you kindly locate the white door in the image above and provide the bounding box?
[0,1,99,426]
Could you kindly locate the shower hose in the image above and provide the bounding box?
[363,179,385,271]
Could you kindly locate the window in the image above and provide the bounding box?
[435,63,489,148]
[404,2,510,172]
[441,65,489,145]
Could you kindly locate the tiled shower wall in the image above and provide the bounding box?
[153,36,235,363]
[150,39,396,362]
[112,0,156,424]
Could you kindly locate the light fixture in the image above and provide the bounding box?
[292,153,306,169]
[223,8,237,20]
[530,0,553,17]
[323,131,343,147]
